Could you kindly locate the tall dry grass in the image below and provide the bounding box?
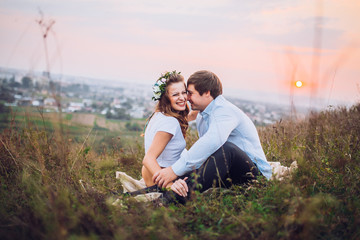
[1,103,360,239]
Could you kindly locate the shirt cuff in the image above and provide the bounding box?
[171,158,190,176]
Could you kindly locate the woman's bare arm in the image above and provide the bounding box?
[142,131,172,186]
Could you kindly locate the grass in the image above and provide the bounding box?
[0,103,360,239]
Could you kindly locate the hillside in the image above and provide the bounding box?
[0,103,359,239]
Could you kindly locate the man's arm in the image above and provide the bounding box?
[175,109,240,177]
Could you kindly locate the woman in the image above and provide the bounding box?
[141,71,196,197]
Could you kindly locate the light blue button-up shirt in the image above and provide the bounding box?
[171,95,272,180]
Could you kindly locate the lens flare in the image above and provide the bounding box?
[295,80,303,88]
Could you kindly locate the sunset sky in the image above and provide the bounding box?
[1,0,359,108]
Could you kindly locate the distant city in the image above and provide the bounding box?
[0,66,297,126]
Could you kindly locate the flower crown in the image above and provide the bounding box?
[152,70,181,101]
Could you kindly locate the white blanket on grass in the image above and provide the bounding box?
[115,171,162,202]
[115,161,297,202]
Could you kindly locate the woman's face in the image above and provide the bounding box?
[167,81,187,112]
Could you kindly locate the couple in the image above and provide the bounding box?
[140,70,272,203]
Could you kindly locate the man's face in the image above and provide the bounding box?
[187,84,210,112]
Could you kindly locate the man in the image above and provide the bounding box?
[153,70,272,195]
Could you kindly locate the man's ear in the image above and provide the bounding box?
[205,91,214,100]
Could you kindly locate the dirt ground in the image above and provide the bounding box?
[70,113,95,126]
[95,116,122,131]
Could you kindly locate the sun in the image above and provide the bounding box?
[295,80,303,88]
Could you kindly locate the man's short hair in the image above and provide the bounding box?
[187,70,222,98]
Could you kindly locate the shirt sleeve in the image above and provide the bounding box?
[171,107,240,176]
[155,116,178,136]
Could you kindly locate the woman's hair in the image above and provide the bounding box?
[187,70,222,99]
[155,73,190,137]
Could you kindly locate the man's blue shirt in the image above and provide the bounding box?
[171,95,272,179]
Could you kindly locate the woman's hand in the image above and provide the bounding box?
[188,110,199,122]
[170,177,189,197]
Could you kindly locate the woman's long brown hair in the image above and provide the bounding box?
[154,73,190,137]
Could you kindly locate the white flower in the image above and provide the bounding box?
[153,85,160,93]
[153,91,161,100]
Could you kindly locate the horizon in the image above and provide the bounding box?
[2,65,353,112]
[1,0,359,110]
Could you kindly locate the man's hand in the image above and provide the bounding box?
[152,167,177,188]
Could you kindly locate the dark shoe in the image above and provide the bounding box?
[124,185,164,196]
[159,190,187,206]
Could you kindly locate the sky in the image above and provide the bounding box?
[1,0,360,109]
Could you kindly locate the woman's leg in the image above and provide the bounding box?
[142,166,155,187]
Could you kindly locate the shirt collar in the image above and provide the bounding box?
[200,95,223,117]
